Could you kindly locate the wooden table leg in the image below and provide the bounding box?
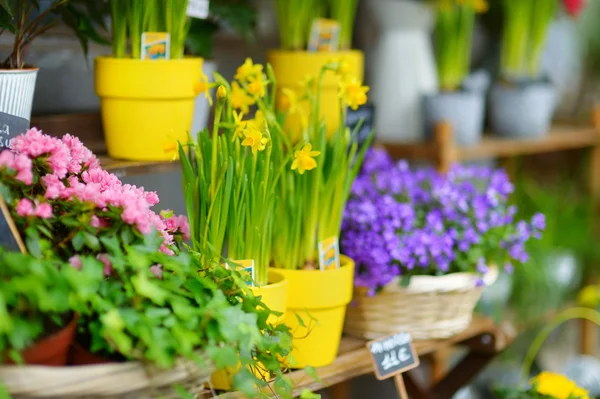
[328,380,352,399]
[430,350,448,383]
[580,318,597,355]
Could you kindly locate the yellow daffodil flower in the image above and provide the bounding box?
[232,110,246,141]
[339,77,369,110]
[241,124,268,155]
[291,143,320,174]
[248,110,267,131]
[231,81,255,114]
[329,57,351,77]
[247,74,266,98]
[281,88,299,112]
[194,71,213,105]
[235,58,263,83]
[531,372,589,399]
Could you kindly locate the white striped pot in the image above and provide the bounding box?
[0,68,38,122]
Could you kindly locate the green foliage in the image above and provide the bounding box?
[109,0,190,59]
[0,249,101,363]
[0,0,109,69]
[330,0,358,50]
[509,170,598,322]
[500,0,558,80]
[186,0,257,59]
[434,3,478,91]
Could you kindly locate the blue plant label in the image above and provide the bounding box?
[141,32,170,60]
[0,112,29,150]
[308,19,340,52]
[225,259,255,287]
[367,332,419,380]
[318,236,340,271]
[187,0,209,19]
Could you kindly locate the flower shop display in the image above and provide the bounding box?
[269,0,364,138]
[341,148,544,340]
[0,128,294,398]
[489,0,578,138]
[424,0,488,146]
[95,0,203,161]
[0,1,105,147]
[187,0,257,133]
[270,62,372,367]
[496,372,589,399]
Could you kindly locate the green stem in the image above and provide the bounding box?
[521,307,600,382]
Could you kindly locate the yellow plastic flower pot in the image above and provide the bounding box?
[276,255,354,368]
[267,50,364,140]
[210,270,288,390]
[94,57,204,161]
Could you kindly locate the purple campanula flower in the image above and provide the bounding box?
[340,151,544,292]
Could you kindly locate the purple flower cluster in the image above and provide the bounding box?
[341,148,545,293]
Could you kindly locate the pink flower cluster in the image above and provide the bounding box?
[0,128,190,257]
[0,150,33,185]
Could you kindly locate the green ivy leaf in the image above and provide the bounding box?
[72,231,85,251]
[300,389,321,399]
[84,232,100,251]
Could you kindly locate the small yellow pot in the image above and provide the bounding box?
[94,57,203,161]
[267,50,364,140]
[276,255,355,368]
[210,270,288,390]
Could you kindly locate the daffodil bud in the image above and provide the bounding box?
[216,85,227,102]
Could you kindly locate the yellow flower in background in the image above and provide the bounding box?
[578,285,600,308]
[339,77,369,110]
[329,57,351,77]
[248,110,267,131]
[281,88,299,113]
[235,58,263,83]
[241,124,268,155]
[532,372,589,399]
[291,143,320,174]
[298,74,317,96]
[456,0,488,12]
[231,81,255,114]
[247,74,266,99]
[194,71,213,105]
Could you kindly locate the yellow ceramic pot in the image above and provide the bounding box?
[276,255,355,368]
[210,270,288,390]
[94,57,203,161]
[267,50,364,140]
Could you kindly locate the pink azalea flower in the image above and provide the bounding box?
[69,255,83,270]
[15,198,34,216]
[159,244,175,256]
[35,203,53,219]
[0,150,13,167]
[61,134,98,173]
[150,264,163,279]
[97,253,113,276]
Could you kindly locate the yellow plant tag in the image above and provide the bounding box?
[318,236,340,271]
[308,19,341,52]
[225,259,255,286]
[141,32,170,60]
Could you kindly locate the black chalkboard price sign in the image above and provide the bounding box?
[367,332,420,399]
[0,111,29,150]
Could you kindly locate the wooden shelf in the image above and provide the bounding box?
[383,124,600,167]
[99,156,180,177]
[208,316,515,399]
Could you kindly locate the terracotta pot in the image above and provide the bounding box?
[68,342,113,365]
[18,314,78,366]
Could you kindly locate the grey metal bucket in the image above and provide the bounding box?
[489,82,557,138]
[423,91,484,146]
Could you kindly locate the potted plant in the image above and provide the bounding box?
[341,148,544,340]
[187,0,257,134]
[0,0,106,146]
[269,61,372,368]
[268,0,364,139]
[0,128,294,398]
[489,0,580,138]
[424,0,488,146]
[0,250,98,367]
[95,0,203,161]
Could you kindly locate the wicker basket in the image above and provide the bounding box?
[344,267,498,340]
[0,356,213,399]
